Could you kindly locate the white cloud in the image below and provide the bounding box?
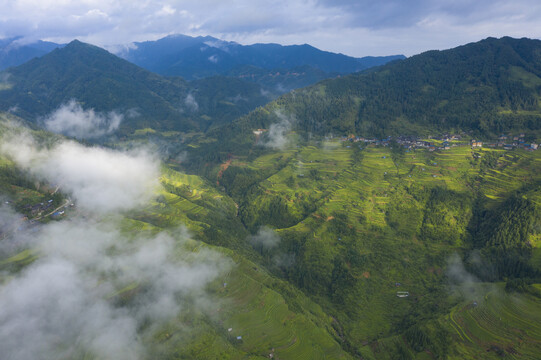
[0,124,230,358]
[261,110,294,150]
[249,226,280,250]
[43,100,122,139]
[184,93,199,112]
[157,5,177,16]
[0,130,160,213]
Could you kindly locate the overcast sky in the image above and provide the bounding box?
[1,0,540,57]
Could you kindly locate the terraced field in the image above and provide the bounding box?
[216,253,350,359]
[121,163,354,359]
[215,140,541,358]
[448,284,541,359]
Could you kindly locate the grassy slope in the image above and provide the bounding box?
[138,166,352,359]
[445,283,541,359]
[217,140,541,359]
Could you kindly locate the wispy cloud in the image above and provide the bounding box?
[261,110,294,150]
[184,93,199,112]
[0,219,229,360]
[249,226,281,250]
[446,252,486,301]
[42,100,122,139]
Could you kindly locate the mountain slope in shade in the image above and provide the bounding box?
[0,37,62,70]
[116,34,405,91]
[0,40,271,134]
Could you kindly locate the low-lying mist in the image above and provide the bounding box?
[0,124,230,359]
[1,126,159,213]
[260,110,295,150]
[42,100,123,139]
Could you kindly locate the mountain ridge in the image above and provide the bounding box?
[220,36,541,140]
[117,34,405,82]
[0,37,63,70]
[1,34,405,97]
[0,40,271,134]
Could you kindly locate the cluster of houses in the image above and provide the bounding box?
[22,199,55,216]
[338,132,540,152]
[340,134,461,151]
[20,199,74,219]
[481,133,539,151]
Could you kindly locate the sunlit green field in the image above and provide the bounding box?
[447,283,541,359]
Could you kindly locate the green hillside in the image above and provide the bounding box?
[0,40,271,134]
[0,118,351,359]
[210,138,541,359]
[1,112,541,358]
[195,37,541,163]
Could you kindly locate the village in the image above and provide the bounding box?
[0,196,75,241]
[339,132,540,151]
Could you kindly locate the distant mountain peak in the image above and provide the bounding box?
[64,39,102,51]
[0,37,63,70]
[117,33,405,80]
[68,39,83,44]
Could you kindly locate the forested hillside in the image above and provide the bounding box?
[196,36,541,161]
[0,40,270,134]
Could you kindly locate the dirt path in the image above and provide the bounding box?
[35,199,71,220]
[217,159,232,185]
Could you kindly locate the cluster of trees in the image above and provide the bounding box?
[470,195,540,280]
[0,166,35,191]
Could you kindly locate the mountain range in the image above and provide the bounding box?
[0,40,271,134]
[0,37,62,70]
[116,34,404,80]
[4,36,540,143]
[0,35,404,135]
[0,34,404,96]
[193,36,541,166]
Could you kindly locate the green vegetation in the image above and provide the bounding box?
[444,283,541,359]
[2,117,540,359]
[205,141,541,359]
[0,40,270,135]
